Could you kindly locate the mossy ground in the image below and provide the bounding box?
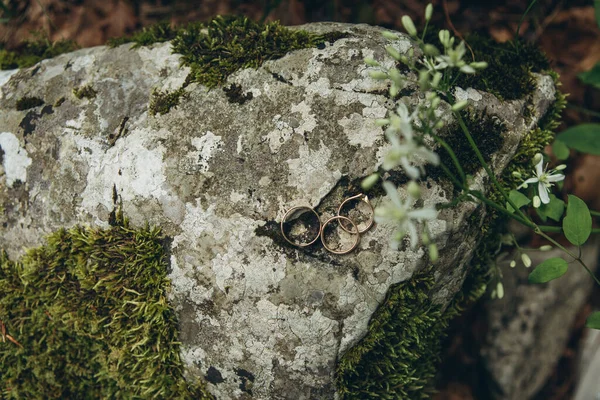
[0,37,77,70]
[72,85,97,100]
[0,215,211,399]
[15,96,44,111]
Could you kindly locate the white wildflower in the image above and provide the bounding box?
[518,157,565,204]
[375,181,438,249]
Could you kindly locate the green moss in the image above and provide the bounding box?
[107,22,178,49]
[0,37,77,70]
[72,85,97,100]
[336,246,490,399]
[0,216,212,399]
[108,15,347,89]
[456,36,550,101]
[149,87,188,116]
[427,110,506,182]
[15,96,44,111]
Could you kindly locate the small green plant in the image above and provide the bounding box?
[361,3,600,332]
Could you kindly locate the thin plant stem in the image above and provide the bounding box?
[430,133,466,184]
[454,111,532,225]
[567,103,600,119]
[590,210,600,217]
[516,0,539,41]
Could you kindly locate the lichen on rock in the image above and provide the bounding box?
[0,18,560,400]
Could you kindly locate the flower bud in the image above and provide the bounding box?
[539,245,552,251]
[429,243,439,263]
[434,120,444,129]
[382,31,398,40]
[375,118,390,126]
[496,282,504,299]
[401,15,418,37]
[385,45,402,61]
[399,55,409,64]
[451,100,469,112]
[364,57,380,67]
[423,44,440,56]
[421,232,430,245]
[459,65,476,74]
[439,30,450,48]
[510,260,516,268]
[431,72,442,88]
[407,180,421,198]
[431,96,441,110]
[470,61,488,69]
[369,70,388,80]
[521,253,532,268]
[521,183,529,189]
[555,164,567,171]
[512,171,522,178]
[389,84,399,98]
[389,68,403,86]
[533,195,541,208]
[425,4,433,21]
[532,153,543,166]
[361,173,380,190]
[418,70,430,90]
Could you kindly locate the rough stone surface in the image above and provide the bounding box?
[0,23,556,399]
[481,238,600,400]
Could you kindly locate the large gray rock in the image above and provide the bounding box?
[0,23,556,399]
[481,238,600,400]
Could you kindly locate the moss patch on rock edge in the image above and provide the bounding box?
[0,217,211,399]
[0,38,77,70]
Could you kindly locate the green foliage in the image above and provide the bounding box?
[0,37,77,70]
[149,87,188,116]
[507,190,530,213]
[556,123,600,155]
[587,311,600,329]
[563,195,592,246]
[107,22,178,48]
[578,62,600,89]
[528,257,568,283]
[72,85,97,100]
[552,139,569,160]
[536,194,564,222]
[15,96,44,111]
[0,218,212,399]
[455,35,550,100]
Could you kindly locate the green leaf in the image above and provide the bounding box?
[563,195,592,246]
[556,124,600,155]
[536,194,565,222]
[507,190,531,213]
[596,0,600,29]
[587,311,600,330]
[551,140,569,160]
[528,257,568,283]
[579,62,600,89]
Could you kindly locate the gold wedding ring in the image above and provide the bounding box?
[337,193,374,234]
[320,215,360,255]
[280,206,321,247]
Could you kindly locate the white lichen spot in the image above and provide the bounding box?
[258,176,271,187]
[0,132,32,187]
[338,112,384,148]
[263,114,294,154]
[305,77,332,98]
[285,141,341,207]
[229,190,247,204]
[454,87,483,102]
[69,54,95,73]
[290,101,317,135]
[187,131,223,173]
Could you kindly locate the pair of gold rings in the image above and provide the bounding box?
[280,194,374,255]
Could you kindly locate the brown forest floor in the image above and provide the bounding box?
[1,0,599,399]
